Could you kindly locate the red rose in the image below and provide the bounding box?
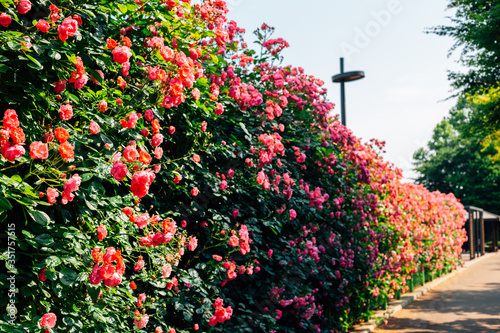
[53,79,67,93]
[10,127,25,144]
[106,38,117,49]
[17,0,31,15]
[139,150,152,165]
[112,46,132,64]
[36,19,50,33]
[0,13,12,28]
[29,141,49,159]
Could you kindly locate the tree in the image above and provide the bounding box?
[413,98,500,214]
[429,0,500,134]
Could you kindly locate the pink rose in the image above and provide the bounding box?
[191,186,199,196]
[97,224,107,240]
[36,19,50,33]
[122,62,130,76]
[89,264,103,285]
[219,180,227,191]
[104,272,122,287]
[59,104,73,120]
[39,313,57,329]
[192,88,200,100]
[89,121,100,134]
[289,209,297,220]
[3,144,25,162]
[144,109,154,121]
[64,174,81,193]
[151,133,163,147]
[134,256,145,271]
[0,13,11,28]
[127,112,138,128]
[134,315,149,329]
[112,46,132,64]
[229,235,239,247]
[111,161,128,181]
[188,237,198,251]
[29,141,48,159]
[17,0,31,15]
[58,17,79,42]
[74,74,88,89]
[47,188,59,205]
[136,213,150,229]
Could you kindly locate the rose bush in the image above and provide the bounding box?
[0,0,466,332]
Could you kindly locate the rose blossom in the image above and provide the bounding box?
[97,224,107,240]
[17,0,31,15]
[29,141,48,160]
[112,46,132,64]
[89,121,100,134]
[39,313,57,329]
[58,16,79,42]
[151,133,163,147]
[111,161,128,181]
[59,104,73,120]
[47,188,59,204]
[3,144,25,162]
[0,13,11,28]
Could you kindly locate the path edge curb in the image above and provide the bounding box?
[348,252,500,333]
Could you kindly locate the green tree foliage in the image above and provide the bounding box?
[413,98,500,214]
[429,0,500,134]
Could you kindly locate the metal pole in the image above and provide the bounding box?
[340,58,346,126]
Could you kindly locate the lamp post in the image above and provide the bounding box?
[332,58,365,126]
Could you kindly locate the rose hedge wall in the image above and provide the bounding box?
[0,1,467,332]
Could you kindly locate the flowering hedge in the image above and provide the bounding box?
[0,1,467,332]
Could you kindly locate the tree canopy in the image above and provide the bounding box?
[429,0,500,135]
[413,98,500,214]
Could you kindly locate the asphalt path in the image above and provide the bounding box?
[374,253,500,333]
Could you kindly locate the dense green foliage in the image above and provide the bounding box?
[414,98,500,214]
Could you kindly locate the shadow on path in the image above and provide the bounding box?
[375,254,500,333]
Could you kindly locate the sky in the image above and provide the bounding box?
[226,0,464,181]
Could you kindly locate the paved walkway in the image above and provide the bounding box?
[374,253,500,333]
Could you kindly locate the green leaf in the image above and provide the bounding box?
[35,234,55,247]
[81,173,93,182]
[25,54,43,70]
[60,267,78,286]
[88,181,106,198]
[117,3,128,13]
[28,210,51,226]
[45,256,62,267]
[0,197,12,212]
